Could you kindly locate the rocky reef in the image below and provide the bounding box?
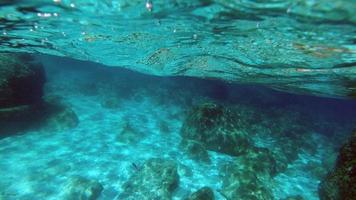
[319,129,356,200]
[179,102,323,199]
[180,102,250,157]
[118,158,179,200]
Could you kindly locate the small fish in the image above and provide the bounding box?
[131,162,140,171]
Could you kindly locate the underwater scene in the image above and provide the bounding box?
[1,0,356,200]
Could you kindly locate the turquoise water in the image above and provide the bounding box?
[1,1,356,200]
[0,0,355,97]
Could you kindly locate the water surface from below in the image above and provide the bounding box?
[0,0,355,97]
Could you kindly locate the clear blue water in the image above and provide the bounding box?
[0,1,356,200]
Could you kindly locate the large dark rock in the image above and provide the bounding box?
[0,54,79,135]
[180,102,251,157]
[118,158,179,200]
[319,129,356,200]
[0,53,45,108]
[0,53,46,135]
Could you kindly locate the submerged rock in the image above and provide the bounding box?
[37,96,79,132]
[0,98,79,135]
[116,121,143,144]
[220,147,277,200]
[45,106,79,131]
[0,54,78,134]
[220,171,273,200]
[119,158,179,200]
[180,102,250,157]
[269,138,302,173]
[63,176,103,200]
[318,129,356,200]
[180,139,210,163]
[185,187,214,200]
[256,108,316,173]
[0,53,45,108]
[236,147,278,176]
[0,53,46,135]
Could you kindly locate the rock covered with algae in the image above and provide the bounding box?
[180,139,210,163]
[62,176,103,200]
[318,129,356,200]
[219,147,278,200]
[180,102,283,199]
[180,102,251,157]
[185,187,215,200]
[118,158,179,200]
